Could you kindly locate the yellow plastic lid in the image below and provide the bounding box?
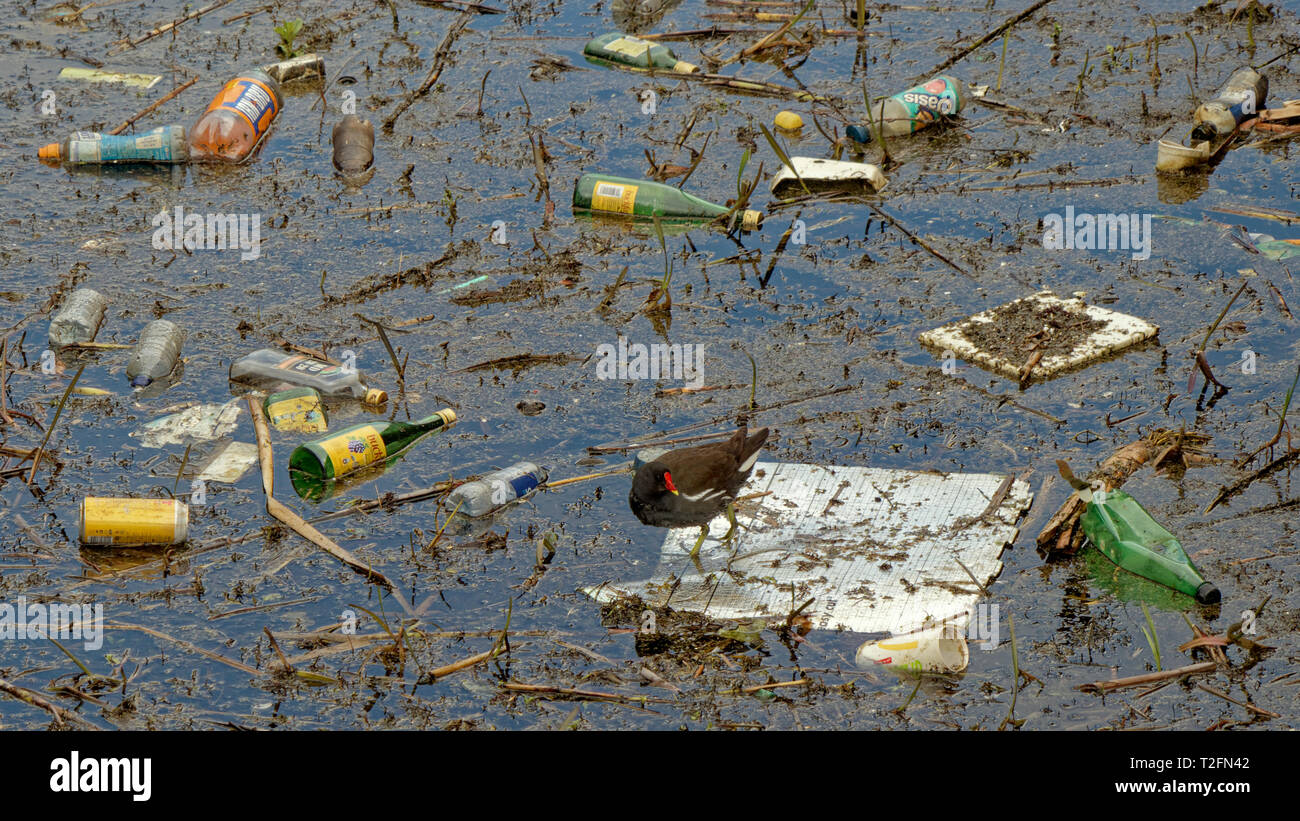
[438,408,458,426]
[672,61,698,74]
[363,388,388,405]
[38,142,62,160]
[741,210,762,231]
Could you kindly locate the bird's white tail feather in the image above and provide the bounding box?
[679,487,727,503]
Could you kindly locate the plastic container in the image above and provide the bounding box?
[1192,67,1267,142]
[332,115,375,173]
[38,125,188,164]
[48,288,108,347]
[445,462,548,518]
[188,69,283,163]
[80,497,188,546]
[125,320,184,388]
[845,75,963,143]
[229,348,386,403]
[1080,487,1219,604]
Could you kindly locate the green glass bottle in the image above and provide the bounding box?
[288,408,457,498]
[1079,488,1219,604]
[583,33,697,74]
[574,173,761,230]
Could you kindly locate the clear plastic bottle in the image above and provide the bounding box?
[125,320,185,388]
[188,69,283,163]
[1191,67,1268,142]
[229,348,387,404]
[49,288,109,347]
[445,462,549,518]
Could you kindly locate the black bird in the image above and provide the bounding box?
[629,426,769,556]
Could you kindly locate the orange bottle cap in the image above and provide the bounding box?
[38,142,62,160]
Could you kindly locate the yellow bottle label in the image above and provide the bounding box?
[320,425,387,476]
[81,498,186,546]
[603,36,651,58]
[266,395,327,433]
[592,180,638,214]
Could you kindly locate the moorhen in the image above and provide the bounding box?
[628,426,769,556]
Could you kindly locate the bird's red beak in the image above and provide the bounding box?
[664,472,679,495]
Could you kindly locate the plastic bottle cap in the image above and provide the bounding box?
[130,375,153,388]
[363,388,388,405]
[774,111,803,131]
[845,124,872,144]
[38,142,62,160]
[672,61,698,74]
[439,408,458,425]
[741,210,762,232]
[1194,582,1220,605]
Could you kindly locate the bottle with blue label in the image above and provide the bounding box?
[846,75,963,143]
[445,462,549,518]
[1191,68,1267,143]
[38,125,189,164]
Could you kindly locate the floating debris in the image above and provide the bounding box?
[918,291,1159,385]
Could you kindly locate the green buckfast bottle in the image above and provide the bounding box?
[1079,487,1219,604]
[583,33,697,73]
[574,173,761,230]
[289,408,457,498]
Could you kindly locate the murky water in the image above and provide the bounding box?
[1,0,1297,730]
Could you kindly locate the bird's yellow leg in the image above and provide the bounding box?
[690,524,709,557]
[720,503,739,542]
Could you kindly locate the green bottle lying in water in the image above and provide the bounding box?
[289,409,457,500]
[1079,486,1220,604]
[582,33,697,74]
[574,173,761,231]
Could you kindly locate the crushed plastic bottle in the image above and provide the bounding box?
[125,320,185,388]
[445,462,548,518]
[49,288,108,347]
[188,69,283,163]
[38,125,189,164]
[1077,483,1219,604]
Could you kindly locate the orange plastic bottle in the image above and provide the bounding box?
[188,69,283,162]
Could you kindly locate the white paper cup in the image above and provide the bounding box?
[855,624,970,674]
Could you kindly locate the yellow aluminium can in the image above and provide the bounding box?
[79,497,189,546]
